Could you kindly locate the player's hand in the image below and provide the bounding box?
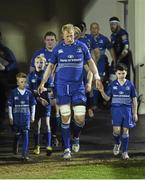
[9,119,13,125]
[85,83,92,93]
[133,113,138,122]
[38,83,47,95]
[95,79,103,91]
[31,119,35,123]
[39,97,49,107]
[0,63,5,71]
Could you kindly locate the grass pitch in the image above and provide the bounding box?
[0,150,145,179]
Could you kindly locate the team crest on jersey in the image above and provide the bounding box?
[126,86,130,90]
[77,48,82,53]
[20,101,25,104]
[119,91,124,95]
[58,49,63,54]
[113,86,118,90]
[67,55,74,58]
[31,79,36,83]
[14,96,19,100]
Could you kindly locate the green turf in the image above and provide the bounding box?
[0,159,145,179]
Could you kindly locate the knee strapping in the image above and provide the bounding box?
[113,132,120,136]
[73,105,86,116]
[74,120,85,127]
[60,105,71,116]
[122,133,129,138]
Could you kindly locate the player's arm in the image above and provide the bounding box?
[118,44,129,62]
[8,106,13,125]
[99,89,110,101]
[31,105,36,123]
[38,63,54,94]
[93,48,100,64]
[118,33,129,62]
[132,97,138,122]
[97,81,110,101]
[85,58,103,90]
[108,48,116,65]
[84,64,93,92]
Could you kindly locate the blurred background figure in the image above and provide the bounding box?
[109,16,130,79]
[0,32,18,125]
[30,31,57,72]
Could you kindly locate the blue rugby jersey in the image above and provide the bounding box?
[110,28,129,58]
[30,47,53,67]
[28,70,52,92]
[106,80,137,107]
[8,88,36,128]
[50,40,91,85]
[92,33,113,56]
[78,34,96,52]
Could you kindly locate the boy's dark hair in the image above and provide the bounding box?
[115,63,128,72]
[16,72,27,79]
[109,16,120,23]
[75,21,87,32]
[44,31,56,39]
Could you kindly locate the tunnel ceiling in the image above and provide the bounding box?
[0,0,96,25]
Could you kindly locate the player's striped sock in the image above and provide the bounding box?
[46,131,52,147]
[113,132,121,145]
[121,133,129,152]
[34,133,40,146]
[73,121,85,139]
[61,123,70,149]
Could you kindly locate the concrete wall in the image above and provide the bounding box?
[0,0,124,72]
[84,0,124,37]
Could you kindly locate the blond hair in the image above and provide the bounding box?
[16,72,27,79]
[34,55,46,63]
[74,26,81,34]
[61,24,74,33]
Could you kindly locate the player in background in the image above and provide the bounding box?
[98,63,138,159]
[30,31,57,72]
[8,72,36,161]
[90,22,116,110]
[28,56,53,156]
[76,21,100,117]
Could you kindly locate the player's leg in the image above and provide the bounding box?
[59,104,71,159]
[45,116,52,156]
[22,129,29,161]
[121,107,134,160]
[13,131,21,154]
[121,127,129,160]
[113,126,121,155]
[71,88,87,153]
[50,100,60,147]
[33,119,41,155]
[72,105,86,153]
[86,92,94,118]
[111,107,122,156]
